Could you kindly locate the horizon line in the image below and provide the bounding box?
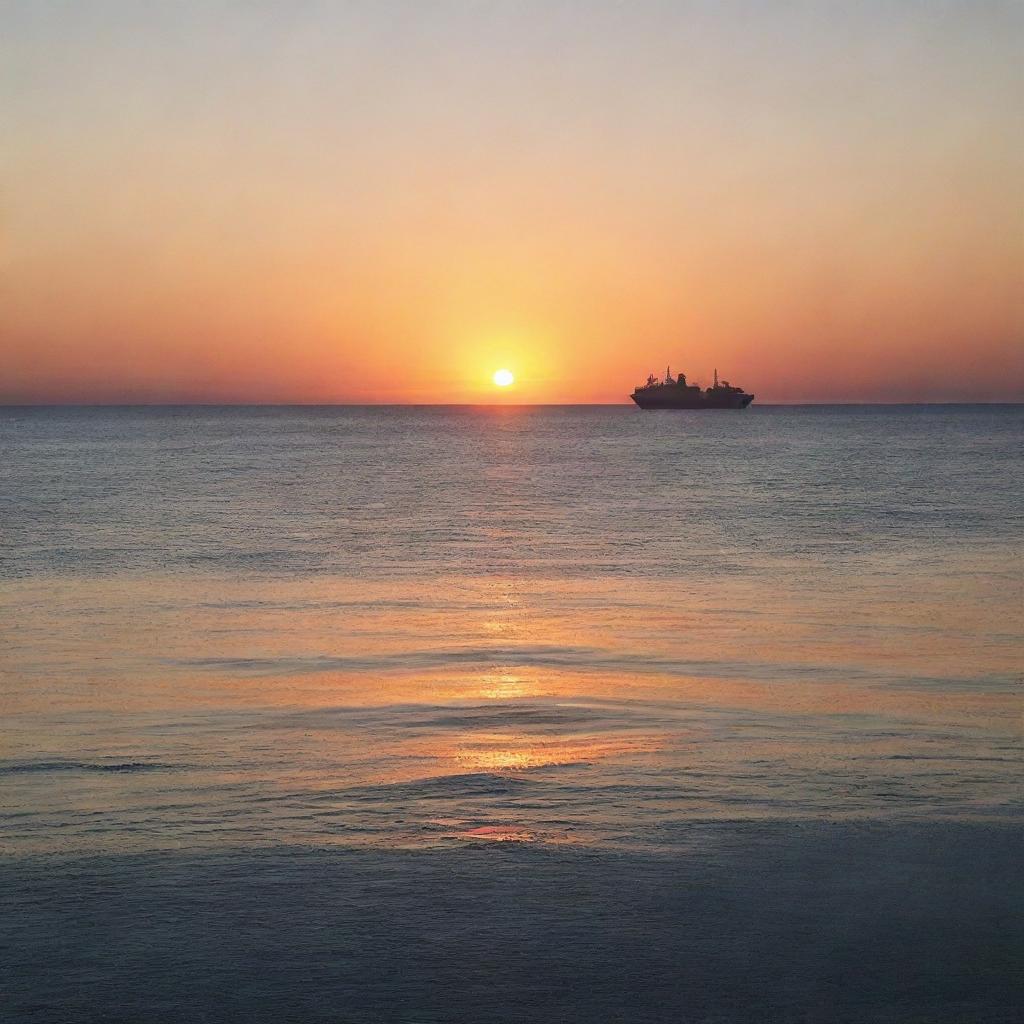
[2,401,1022,409]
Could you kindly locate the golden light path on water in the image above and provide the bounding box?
[3,560,1019,853]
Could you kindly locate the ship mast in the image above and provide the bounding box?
[714,367,719,388]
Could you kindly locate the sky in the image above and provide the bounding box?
[2,0,1022,404]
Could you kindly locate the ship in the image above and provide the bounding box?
[630,366,754,410]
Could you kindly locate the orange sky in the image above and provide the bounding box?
[2,2,1022,403]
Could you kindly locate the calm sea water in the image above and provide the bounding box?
[2,405,1022,1023]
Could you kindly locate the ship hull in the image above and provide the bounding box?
[631,392,754,409]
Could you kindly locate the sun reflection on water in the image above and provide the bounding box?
[448,731,664,771]
[475,674,539,700]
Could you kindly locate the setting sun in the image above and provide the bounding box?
[493,369,514,388]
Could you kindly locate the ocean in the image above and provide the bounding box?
[2,405,1021,1023]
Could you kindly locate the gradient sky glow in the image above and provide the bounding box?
[3,0,1022,403]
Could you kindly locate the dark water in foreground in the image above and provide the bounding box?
[2,405,1022,1022]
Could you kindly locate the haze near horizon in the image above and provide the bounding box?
[3,1,1022,404]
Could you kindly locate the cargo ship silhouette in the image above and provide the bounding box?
[631,367,754,409]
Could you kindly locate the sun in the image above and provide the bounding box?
[492,368,514,388]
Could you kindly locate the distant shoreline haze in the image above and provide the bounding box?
[1,368,1023,406]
